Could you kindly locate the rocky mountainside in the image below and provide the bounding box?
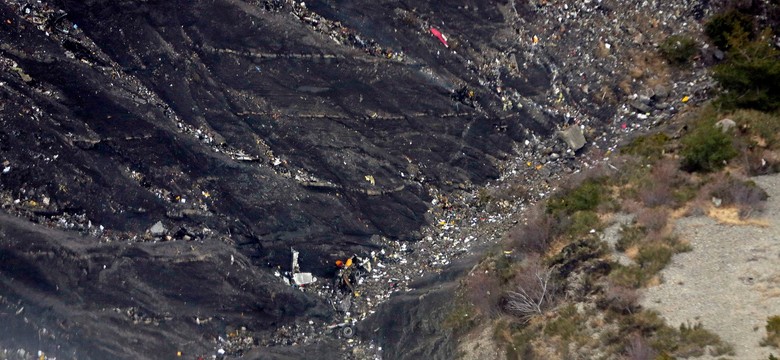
[0,0,754,359]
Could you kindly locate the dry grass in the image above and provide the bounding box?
[707,206,769,226]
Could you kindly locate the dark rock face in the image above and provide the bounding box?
[0,0,556,358]
[357,256,476,360]
[0,213,332,358]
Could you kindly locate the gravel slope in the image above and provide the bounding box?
[642,174,780,359]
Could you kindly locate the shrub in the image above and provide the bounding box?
[616,224,646,252]
[659,35,698,65]
[609,264,646,288]
[507,207,555,255]
[635,243,673,276]
[543,304,582,340]
[635,207,668,233]
[704,9,754,49]
[547,179,605,216]
[652,321,733,357]
[565,210,601,238]
[610,243,673,288]
[464,270,503,319]
[707,174,768,217]
[638,159,682,207]
[731,110,780,151]
[444,302,477,332]
[619,310,666,336]
[763,315,780,348]
[621,133,670,159]
[603,284,641,314]
[550,236,608,278]
[626,334,658,360]
[681,121,738,172]
[713,28,780,111]
[505,260,560,321]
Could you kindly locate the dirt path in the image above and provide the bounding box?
[642,174,780,359]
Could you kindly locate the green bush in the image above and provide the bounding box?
[544,304,583,341]
[546,179,605,216]
[609,264,647,288]
[731,110,780,150]
[660,35,698,65]
[635,243,673,276]
[621,133,670,159]
[713,28,780,111]
[616,224,646,252]
[764,315,780,348]
[681,121,738,172]
[444,301,477,333]
[649,321,733,357]
[565,210,601,237]
[609,243,674,288]
[705,9,754,49]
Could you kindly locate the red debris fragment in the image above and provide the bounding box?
[430,27,448,48]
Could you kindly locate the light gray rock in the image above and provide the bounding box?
[715,118,737,132]
[558,126,586,151]
[630,100,652,113]
[149,221,166,236]
[653,85,669,100]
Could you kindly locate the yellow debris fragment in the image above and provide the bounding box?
[682,96,690,103]
[364,175,375,185]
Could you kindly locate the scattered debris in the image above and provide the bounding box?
[430,27,449,48]
[289,248,317,287]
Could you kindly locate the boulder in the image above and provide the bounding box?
[715,118,737,133]
[558,126,587,151]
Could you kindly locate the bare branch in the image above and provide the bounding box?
[506,266,557,321]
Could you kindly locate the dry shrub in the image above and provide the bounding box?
[635,207,669,233]
[638,181,674,208]
[621,198,644,214]
[745,149,780,175]
[704,173,768,217]
[625,334,658,360]
[464,270,502,319]
[603,284,641,314]
[507,207,554,255]
[638,159,682,207]
[563,163,612,191]
[505,259,560,321]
